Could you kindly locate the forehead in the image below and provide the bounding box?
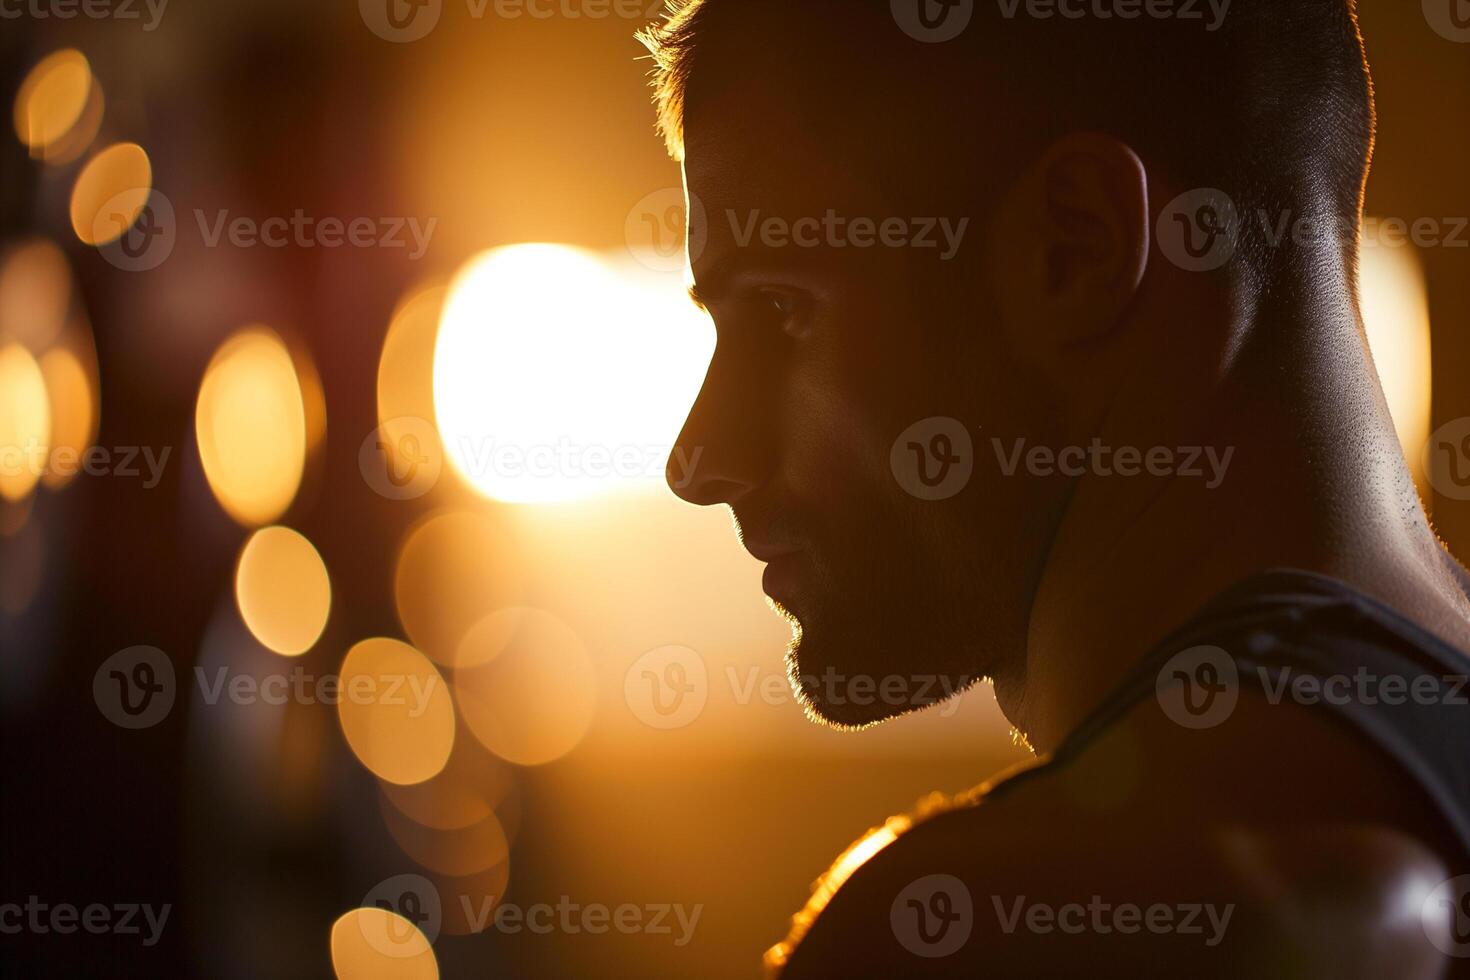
[681,77,895,281]
[684,74,883,205]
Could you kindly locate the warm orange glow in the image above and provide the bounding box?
[379,800,510,877]
[337,638,454,786]
[1358,238,1433,487]
[436,863,513,937]
[432,245,713,504]
[393,511,525,666]
[379,732,515,831]
[13,50,92,156]
[0,344,51,503]
[41,75,104,166]
[70,142,152,246]
[195,326,307,526]
[377,282,446,470]
[329,907,439,980]
[0,240,72,351]
[38,347,98,490]
[235,526,332,656]
[453,607,597,766]
[763,814,914,976]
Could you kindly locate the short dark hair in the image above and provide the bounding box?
[638,0,1376,283]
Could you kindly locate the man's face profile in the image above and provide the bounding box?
[667,76,1075,729]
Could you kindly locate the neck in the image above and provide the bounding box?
[999,266,1444,753]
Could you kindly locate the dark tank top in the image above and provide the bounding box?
[1049,567,1470,864]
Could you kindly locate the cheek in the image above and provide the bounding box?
[780,315,934,510]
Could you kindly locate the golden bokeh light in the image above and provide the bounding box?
[329,907,439,980]
[38,347,98,490]
[377,282,446,470]
[0,344,51,503]
[1359,238,1433,487]
[432,244,713,504]
[453,607,597,767]
[379,730,515,831]
[70,142,152,247]
[393,510,524,666]
[40,74,104,166]
[235,525,332,656]
[13,49,92,156]
[337,638,454,786]
[379,798,510,877]
[0,240,72,351]
[195,326,307,526]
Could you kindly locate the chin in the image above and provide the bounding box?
[780,622,970,732]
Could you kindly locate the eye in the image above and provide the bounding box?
[757,289,811,338]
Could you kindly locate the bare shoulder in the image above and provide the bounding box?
[770,691,1463,979]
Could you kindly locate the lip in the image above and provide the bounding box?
[760,552,805,604]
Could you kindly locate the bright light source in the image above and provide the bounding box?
[433,243,713,504]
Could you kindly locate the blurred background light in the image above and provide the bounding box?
[392,510,525,667]
[337,637,454,786]
[234,525,331,656]
[378,729,515,832]
[1359,235,1434,489]
[195,326,308,527]
[378,799,510,878]
[69,141,152,247]
[0,343,51,503]
[377,282,447,473]
[433,243,712,504]
[12,49,92,159]
[38,346,98,490]
[452,607,597,767]
[329,907,439,980]
[0,239,71,352]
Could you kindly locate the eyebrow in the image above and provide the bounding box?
[687,250,827,312]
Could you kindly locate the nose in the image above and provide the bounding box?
[666,352,772,506]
